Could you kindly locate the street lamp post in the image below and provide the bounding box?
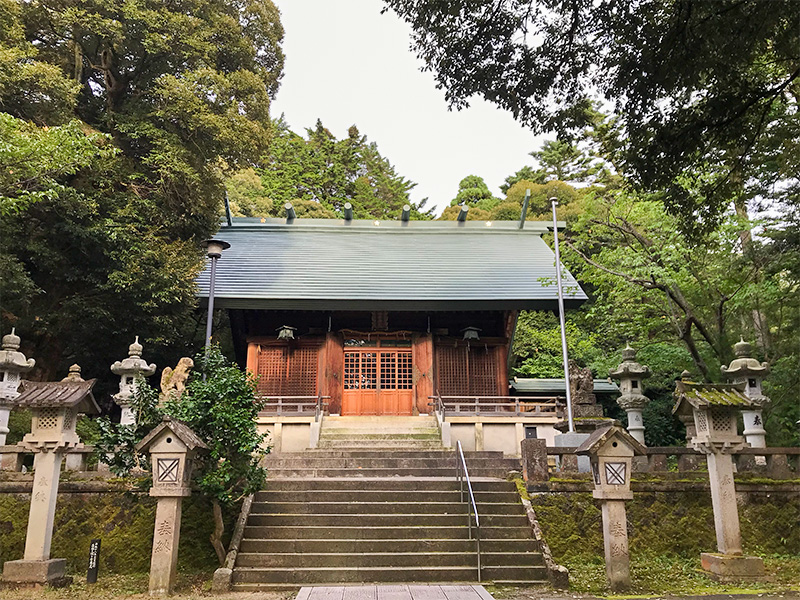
[201,239,230,352]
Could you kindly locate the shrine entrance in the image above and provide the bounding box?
[342,344,414,416]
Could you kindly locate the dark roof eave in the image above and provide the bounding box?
[202,297,587,312]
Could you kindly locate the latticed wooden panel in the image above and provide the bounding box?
[256,345,318,396]
[380,352,397,389]
[436,346,468,396]
[344,351,377,390]
[257,347,287,395]
[435,346,499,396]
[397,351,413,390]
[469,347,498,396]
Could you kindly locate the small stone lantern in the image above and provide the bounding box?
[672,376,765,580]
[111,337,156,425]
[0,329,36,446]
[609,345,651,445]
[2,378,99,587]
[577,424,645,591]
[136,417,208,596]
[721,338,769,449]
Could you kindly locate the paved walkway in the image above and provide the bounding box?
[297,585,496,600]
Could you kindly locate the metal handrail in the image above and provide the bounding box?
[456,440,481,582]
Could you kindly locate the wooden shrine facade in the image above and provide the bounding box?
[236,310,515,416]
[197,217,587,416]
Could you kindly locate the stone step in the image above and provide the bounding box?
[236,551,544,568]
[255,490,520,504]
[251,501,523,515]
[231,565,547,585]
[278,450,510,459]
[257,478,513,492]
[242,526,532,540]
[316,441,445,449]
[246,513,529,528]
[239,538,540,554]
[261,468,516,478]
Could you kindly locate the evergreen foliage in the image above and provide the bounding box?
[226,118,432,220]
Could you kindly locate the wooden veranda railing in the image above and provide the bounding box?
[430,395,562,417]
[257,395,329,420]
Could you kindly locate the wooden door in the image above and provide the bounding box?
[342,349,413,415]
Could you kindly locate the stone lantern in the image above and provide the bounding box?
[2,378,99,587]
[111,337,156,425]
[577,424,645,591]
[721,338,769,449]
[672,376,764,580]
[0,329,36,446]
[609,345,651,445]
[136,417,208,596]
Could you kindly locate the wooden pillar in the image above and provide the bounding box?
[413,334,434,414]
[323,333,343,414]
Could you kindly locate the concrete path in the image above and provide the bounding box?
[297,585,496,600]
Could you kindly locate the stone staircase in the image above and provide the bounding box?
[229,416,549,589]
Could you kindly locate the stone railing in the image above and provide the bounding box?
[0,444,99,472]
[521,439,800,481]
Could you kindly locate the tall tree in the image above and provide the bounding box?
[382,0,800,236]
[253,118,432,219]
[0,0,284,381]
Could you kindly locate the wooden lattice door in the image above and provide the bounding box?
[342,349,413,415]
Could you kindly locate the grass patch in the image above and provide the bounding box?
[0,572,296,600]
[564,554,800,596]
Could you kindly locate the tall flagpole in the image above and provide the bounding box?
[551,198,574,433]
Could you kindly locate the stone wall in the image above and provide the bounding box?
[0,482,236,574]
[528,488,800,563]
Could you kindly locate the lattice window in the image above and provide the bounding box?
[345,352,360,389]
[696,411,708,432]
[710,407,734,433]
[397,352,413,390]
[361,353,376,389]
[344,351,377,390]
[38,408,58,429]
[435,346,499,396]
[62,409,73,432]
[256,345,318,396]
[380,352,397,389]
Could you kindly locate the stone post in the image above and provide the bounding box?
[0,329,35,445]
[2,376,99,587]
[706,451,741,555]
[111,337,156,426]
[609,345,651,445]
[136,417,207,596]
[521,438,548,481]
[576,425,645,592]
[149,497,183,595]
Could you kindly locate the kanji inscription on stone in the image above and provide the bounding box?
[605,462,626,486]
[610,542,628,557]
[610,521,626,537]
[153,539,171,554]
[157,520,173,536]
[157,458,179,482]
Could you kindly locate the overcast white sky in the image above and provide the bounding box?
[270,0,546,216]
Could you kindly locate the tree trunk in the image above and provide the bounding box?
[210,499,226,566]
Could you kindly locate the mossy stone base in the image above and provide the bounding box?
[700,552,766,581]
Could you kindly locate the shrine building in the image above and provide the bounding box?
[196,215,587,454]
